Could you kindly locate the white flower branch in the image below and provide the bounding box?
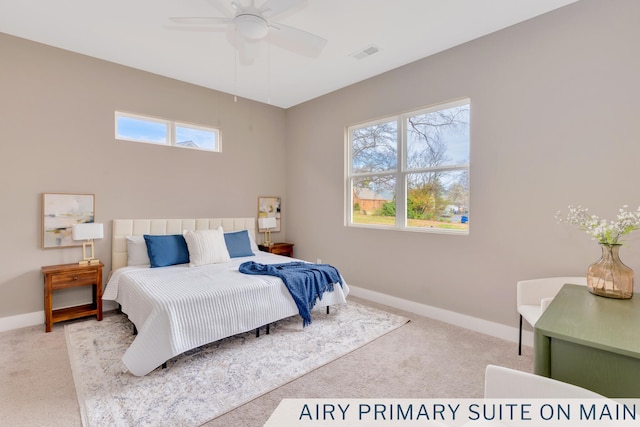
[556,205,640,245]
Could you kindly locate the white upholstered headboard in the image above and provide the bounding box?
[111,218,256,271]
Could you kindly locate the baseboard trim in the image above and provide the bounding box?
[0,301,119,333]
[348,285,533,348]
[0,311,45,333]
[1,291,533,347]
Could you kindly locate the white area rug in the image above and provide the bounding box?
[65,301,409,426]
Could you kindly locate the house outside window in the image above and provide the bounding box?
[115,112,220,152]
[347,98,470,234]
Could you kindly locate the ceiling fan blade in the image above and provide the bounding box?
[269,22,327,52]
[204,0,235,17]
[259,0,306,18]
[170,17,232,25]
[236,38,261,66]
[231,0,246,12]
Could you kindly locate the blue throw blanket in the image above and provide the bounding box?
[239,261,343,327]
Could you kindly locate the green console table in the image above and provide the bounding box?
[534,283,640,397]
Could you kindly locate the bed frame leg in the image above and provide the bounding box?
[256,324,270,337]
[327,306,330,314]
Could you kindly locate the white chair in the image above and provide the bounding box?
[516,276,586,355]
[484,364,603,398]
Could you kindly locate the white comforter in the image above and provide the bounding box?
[103,252,349,376]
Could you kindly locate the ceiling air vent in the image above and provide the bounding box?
[350,45,381,60]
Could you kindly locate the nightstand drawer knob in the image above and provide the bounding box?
[72,276,79,280]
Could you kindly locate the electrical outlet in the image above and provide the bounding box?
[316,258,322,264]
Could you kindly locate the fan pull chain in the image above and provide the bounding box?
[234,28,238,103]
[267,33,271,104]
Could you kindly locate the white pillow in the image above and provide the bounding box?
[126,235,151,267]
[248,232,259,253]
[183,227,231,267]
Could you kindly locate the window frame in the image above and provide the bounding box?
[346,98,470,235]
[115,111,221,152]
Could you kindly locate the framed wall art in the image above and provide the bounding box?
[42,193,95,248]
[257,196,281,232]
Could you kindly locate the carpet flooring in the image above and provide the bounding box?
[0,297,534,426]
[65,301,409,426]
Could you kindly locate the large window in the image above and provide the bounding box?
[115,112,220,152]
[347,98,470,234]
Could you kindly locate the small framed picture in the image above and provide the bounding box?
[257,196,281,232]
[42,193,95,248]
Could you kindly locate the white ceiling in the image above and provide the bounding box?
[0,0,579,108]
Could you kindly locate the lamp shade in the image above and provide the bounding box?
[72,223,104,240]
[258,217,277,229]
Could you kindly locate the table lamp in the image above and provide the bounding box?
[258,217,277,246]
[72,223,103,265]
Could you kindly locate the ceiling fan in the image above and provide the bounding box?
[170,0,327,54]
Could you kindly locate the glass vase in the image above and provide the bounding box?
[587,243,634,299]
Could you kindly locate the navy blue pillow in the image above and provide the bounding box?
[224,230,254,258]
[144,234,190,268]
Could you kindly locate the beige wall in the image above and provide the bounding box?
[285,0,640,326]
[0,33,286,318]
[3,0,640,330]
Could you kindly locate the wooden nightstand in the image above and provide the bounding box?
[258,242,294,258]
[41,262,103,332]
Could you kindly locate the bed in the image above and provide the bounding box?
[103,218,349,376]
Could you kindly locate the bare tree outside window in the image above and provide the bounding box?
[347,99,470,233]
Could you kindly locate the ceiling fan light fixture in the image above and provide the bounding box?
[235,13,269,39]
